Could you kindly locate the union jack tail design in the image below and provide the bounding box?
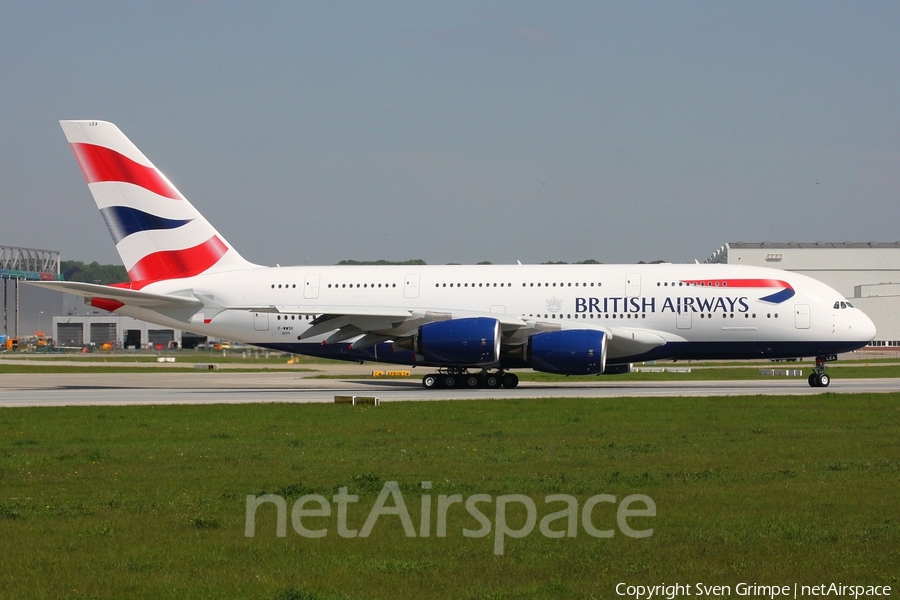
[60,120,257,288]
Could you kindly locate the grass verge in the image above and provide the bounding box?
[1,395,898,599]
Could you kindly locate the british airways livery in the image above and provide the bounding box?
[35,121,876,389]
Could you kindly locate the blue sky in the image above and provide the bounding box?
[2,1,898,267]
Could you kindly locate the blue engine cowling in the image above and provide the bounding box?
[417,317,501,366]
[529,329,607,375]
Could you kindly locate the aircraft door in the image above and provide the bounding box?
[676,309,692,329]
[794,304,810,329]
[626,273,641,297]
[254,312,269,331]
[404,274,420,299]
[304,275,320,299]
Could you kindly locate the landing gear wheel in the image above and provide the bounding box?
[443,375,457,388]
[501,373,519,389]
[422,374,439,389]
[465,375,481,388]
[809,355,834,388]
[808,372,831,387]
[485,374,501,389]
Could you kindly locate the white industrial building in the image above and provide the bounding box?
[51,314,206,350]
[704,242,900,345]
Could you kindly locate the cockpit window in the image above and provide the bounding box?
[845,301,854,308]
[840,302,847,309]
[834,301,841,309]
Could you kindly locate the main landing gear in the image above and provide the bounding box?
[808,354,836,387]
[421,368,519,390]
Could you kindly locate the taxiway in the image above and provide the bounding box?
[1,372,898,407]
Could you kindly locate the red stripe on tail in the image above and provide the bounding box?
[69,143,181,200]
[128,235,228,287]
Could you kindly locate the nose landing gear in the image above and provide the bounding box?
[808,355,836,387]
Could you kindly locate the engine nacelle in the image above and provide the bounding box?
[416,317,501,366]
[529,329,607,375]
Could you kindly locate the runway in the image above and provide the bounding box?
[1,372,898,406]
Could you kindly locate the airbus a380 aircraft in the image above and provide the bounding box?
[35,120,876,389]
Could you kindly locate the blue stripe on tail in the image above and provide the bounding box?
[100,206,193,244]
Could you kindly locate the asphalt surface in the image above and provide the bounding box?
[2,371,899,407]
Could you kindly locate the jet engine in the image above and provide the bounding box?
[409,317,501,366]
[528,329,607,375]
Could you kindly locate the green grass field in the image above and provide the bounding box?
[1,395,898,599]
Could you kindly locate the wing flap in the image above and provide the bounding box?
[272,306,413,318]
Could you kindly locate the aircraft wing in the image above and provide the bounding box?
[265,306,524,341]
[262,305,667,357]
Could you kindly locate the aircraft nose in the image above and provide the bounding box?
[855,310,877,342]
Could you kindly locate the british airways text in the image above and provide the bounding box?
[575,296,751,314]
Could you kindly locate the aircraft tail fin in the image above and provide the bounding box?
[59,120,258,288]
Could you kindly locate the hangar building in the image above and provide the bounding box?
[704,242,899,346]
[51,314,207,350]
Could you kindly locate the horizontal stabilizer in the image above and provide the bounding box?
[27,280,202,309]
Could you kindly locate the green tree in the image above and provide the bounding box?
[60,260,128,284]
[336,259,427,266]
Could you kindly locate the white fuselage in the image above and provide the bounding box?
[120,262,874,365]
